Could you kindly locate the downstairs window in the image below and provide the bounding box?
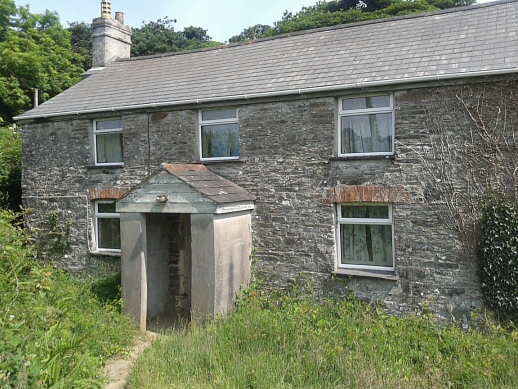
[337,203,394,271]
[93,200,121,252]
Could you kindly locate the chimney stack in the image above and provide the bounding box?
[90,1,132,69]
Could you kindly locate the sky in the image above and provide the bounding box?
[13,0,498,43]
[13,0,319,42]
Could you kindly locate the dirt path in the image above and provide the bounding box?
[104,331,158,389]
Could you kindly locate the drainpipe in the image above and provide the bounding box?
[30,88,39,108]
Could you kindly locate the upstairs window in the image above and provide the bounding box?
[338,94,394,157]
[199,108,240,161]
[94,118,123,166]
[93,200,121,252]
[337,203,394,271]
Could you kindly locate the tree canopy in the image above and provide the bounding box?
[230,0,476,42]
[131,18,221,57]
[0,0,84,123]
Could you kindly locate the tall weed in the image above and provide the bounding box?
[0,210,138,388]
[129,281,518,389]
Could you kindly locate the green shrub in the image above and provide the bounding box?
[478,196,518,320]
[0,126,22,211]
[89,272,122,305]
[0,210,138,387]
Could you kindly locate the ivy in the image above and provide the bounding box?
[478,196,518,320]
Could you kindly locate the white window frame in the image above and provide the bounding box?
[337,93,395,157]
[198,108,240,161]
[93,200,121,253]
[336,203,395,271]
[93,118,124,166]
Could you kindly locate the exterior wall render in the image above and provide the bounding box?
[21,76,518,323]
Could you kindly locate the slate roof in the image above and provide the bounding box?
[120,163,255,204]
[15,0,518,121]
[160,164,255,204]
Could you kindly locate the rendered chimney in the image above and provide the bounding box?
[91,1,132,68]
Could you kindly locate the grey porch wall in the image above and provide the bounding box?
[21,76,518,321]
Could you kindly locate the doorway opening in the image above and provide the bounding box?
[145,213,191,332]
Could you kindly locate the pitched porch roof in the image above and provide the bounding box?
[117,164,255,214]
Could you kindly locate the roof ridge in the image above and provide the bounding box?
[118,0,512,63]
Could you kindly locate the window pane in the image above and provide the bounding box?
[201,123,240,158]
[340,224,392,267]
[96,133,123,163]
[342,95,390,111]
[201,109,237,121]
[97,202,116,214]
[98,218,121,249]
[341,113,392,154]
[341,205,389,219]
[96,119,123,131]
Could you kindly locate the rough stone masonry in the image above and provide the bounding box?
[21,75,518,324]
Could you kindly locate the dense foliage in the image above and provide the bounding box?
[0,0,84,123]
[129,282,518,388]
[68,21,93,70]
[0,210,137,387]
[67,18,221,63]
[131,18,220,57]
[478,196,518,320]
[230,0,476,42]
[0,125,21,211]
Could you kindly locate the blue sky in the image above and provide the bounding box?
[13,0,496,43]
[13,0,317,42]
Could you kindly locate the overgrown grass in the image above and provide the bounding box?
[129,282,518,389]
[0,210,138,388]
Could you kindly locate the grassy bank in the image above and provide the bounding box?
[0,210,138,388]
[129,284,517,389]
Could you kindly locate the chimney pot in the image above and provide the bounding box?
[101,0,112,19]
[115,12,125,24]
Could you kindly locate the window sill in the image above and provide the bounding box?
[89,251,121,258]
[86,165,124,170]
[333,268,399,281]
[202,158,247,165]
[329,154,395,161]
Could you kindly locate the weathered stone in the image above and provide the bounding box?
[21,76,518,324]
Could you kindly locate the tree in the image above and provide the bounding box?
[68,21,92,70]
[0,124,21,211]
[229,0,476,41]
[0,0,16,41]
[0,0,85,123]
[229,24,273,43]
[131,18,221,57]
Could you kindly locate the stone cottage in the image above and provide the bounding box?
[15,0,518,330]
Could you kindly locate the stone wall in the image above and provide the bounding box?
[21,76,518,322]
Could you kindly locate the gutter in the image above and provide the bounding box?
[13,67,518,121]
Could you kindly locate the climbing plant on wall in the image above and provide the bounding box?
[478,196,518,320]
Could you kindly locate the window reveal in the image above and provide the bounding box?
[94,118,123,165]
[199,108,239,160]
[337,204,394,271]
[338,94,394,157]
